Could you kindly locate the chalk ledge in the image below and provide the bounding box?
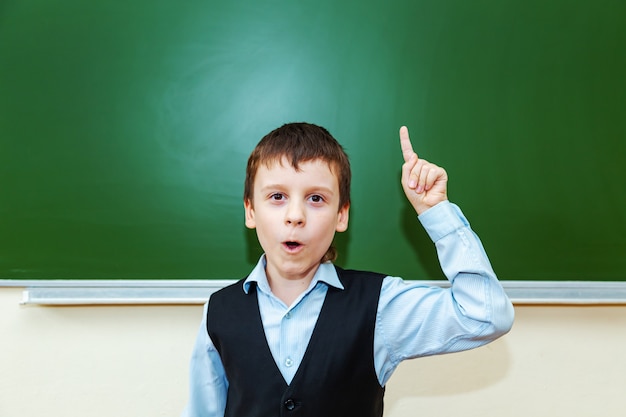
[2,279,626,305]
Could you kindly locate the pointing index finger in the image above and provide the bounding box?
[399,126,416,162]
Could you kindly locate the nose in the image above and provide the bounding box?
[285,201,305,226]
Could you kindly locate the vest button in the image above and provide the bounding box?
[284,399,296,411]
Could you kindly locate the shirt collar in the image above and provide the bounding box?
[243,255,344,294]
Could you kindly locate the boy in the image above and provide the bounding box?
[182,122,514,417]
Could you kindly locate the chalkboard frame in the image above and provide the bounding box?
[1,0,624,283]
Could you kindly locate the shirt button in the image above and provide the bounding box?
[284,357,293,367]
[284,399,295,411]
[285,311,291,319]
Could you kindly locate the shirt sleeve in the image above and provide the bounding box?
[374,201,514,385]
[181,302,229,417]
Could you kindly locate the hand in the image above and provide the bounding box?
[399,126,448,215]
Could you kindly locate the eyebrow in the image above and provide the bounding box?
[260,184,336,195]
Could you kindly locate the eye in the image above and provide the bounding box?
[309,194,325,203]
[270,193,285,201]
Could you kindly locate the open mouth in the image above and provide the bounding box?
[283,241,302,251]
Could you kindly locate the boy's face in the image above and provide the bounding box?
[244,157,349,282]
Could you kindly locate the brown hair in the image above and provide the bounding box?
[244,122,351,263]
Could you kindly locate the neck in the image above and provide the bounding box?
[265,266,319,307]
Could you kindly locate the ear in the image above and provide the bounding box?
[335,203,350,232]
[244,199,256,229]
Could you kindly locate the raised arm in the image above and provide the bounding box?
[372,126,515,385]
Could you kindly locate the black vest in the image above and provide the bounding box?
[207,266,386,417]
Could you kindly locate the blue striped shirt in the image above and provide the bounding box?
[182,201,514,417]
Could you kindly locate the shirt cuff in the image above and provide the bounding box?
[417,200,470,242]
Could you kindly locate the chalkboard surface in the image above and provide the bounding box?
[1,0,624,280]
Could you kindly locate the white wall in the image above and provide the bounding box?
[1,287,625,417]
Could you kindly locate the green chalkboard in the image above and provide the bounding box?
[1,0,625,280]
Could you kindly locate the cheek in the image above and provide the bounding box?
[316,215,342,237]
[254,211,279,236]
[253,224,274,253]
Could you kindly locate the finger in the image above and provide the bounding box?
[423,165,441,191]
[402,153,418,189]
[415,161,430,193]
[413,160,439,193]
[409,158,428,192]
[420,163,445,192]
[399,126,417,163]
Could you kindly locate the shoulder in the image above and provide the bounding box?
[206,278,253,329]
[208,278,248,304]
[334,265,387,279]
[333,265,387,290]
